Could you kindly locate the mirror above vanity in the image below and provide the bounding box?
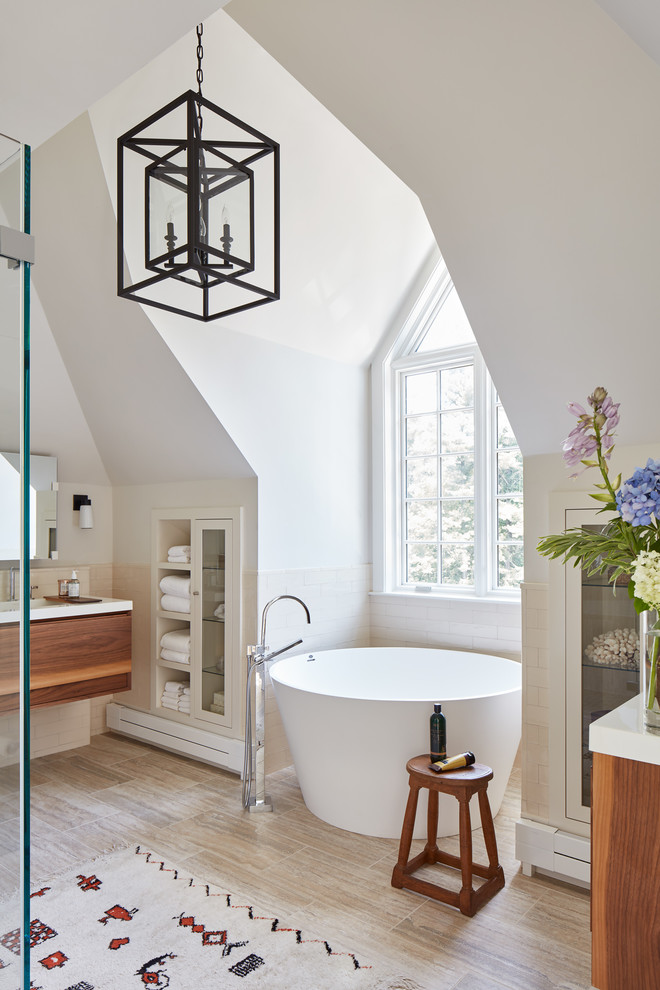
[0,452,58,560]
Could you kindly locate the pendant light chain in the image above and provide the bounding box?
[196,23,204,135]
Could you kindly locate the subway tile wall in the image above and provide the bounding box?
[370,593,522,659]
[260,565,372,773]
[520,582,550,822]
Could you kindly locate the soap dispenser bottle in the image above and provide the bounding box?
[68,570,80,598]
[430,703,447,762]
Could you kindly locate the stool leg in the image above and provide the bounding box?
[478,788,505,884]
[392,780,420,888]
[425,788,440,863]
[458,794,475,917]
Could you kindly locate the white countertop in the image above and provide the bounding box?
[589,694,660,766]
[0,596,133,625]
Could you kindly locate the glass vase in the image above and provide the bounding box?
[639,608,660,732]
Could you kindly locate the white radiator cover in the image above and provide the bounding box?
[106,703,243,775]
[515,818,590,887]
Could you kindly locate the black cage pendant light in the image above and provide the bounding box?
[117,24,280,321]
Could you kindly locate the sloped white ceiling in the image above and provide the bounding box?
[593,0,660,66]
[0,0,226,148]
[228,0,660,457]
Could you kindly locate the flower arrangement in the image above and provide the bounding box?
[537,386,660,714]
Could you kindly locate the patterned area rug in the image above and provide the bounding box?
[0,845,416,990]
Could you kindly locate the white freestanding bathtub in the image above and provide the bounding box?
[270,647,522,839]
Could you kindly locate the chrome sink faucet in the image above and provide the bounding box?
[8,566,18,602]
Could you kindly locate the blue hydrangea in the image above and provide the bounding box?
[616,458,660,526]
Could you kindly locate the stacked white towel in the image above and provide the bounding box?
[160,628,191,665]
[160,574,191,614]
[210,689,224,715]
[168,545,191,563]
[160,680,190,714]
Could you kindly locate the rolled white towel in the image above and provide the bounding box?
[161,594,190,614]
[164,680,187,692]
[161,698,179,711]
[178,702,191,711]
[160,629,191,652]
[181,686,191,695]
[168,545,191,558]
[160,649,190,664]
[159,574,191,598]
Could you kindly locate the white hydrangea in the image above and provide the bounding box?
[631,550,660,610]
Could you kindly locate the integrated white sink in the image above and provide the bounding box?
[0,597,133,624]
[0,597,73,613]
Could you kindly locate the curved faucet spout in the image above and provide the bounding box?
[260,594,311,648]
[242,595,312,814]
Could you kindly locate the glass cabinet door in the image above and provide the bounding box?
[195,519,232,725]
[565,514,640,822]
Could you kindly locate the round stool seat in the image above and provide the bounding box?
[392,754,505,917]
[406,755,493,787]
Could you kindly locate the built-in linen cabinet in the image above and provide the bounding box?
[518,495,641,884]
[152,508,242,737]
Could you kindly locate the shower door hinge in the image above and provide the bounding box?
[0,225,35,268]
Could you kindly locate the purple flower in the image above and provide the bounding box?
[616,459,660,526]
[562,387,619,477]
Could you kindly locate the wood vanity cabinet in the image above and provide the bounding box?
[591,751,660,989]
[0,610,132,712]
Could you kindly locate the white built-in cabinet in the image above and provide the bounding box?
[151,507,242,740]
[549,499,639,836]
[518,493,641,884]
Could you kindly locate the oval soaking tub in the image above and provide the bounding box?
[270,647,521,839]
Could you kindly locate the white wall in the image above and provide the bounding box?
[153,324,370,571]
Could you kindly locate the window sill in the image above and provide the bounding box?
[370,589,521,607]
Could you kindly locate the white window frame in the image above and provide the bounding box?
[371,254,521,602]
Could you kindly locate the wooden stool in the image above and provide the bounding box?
[391,755,504,917]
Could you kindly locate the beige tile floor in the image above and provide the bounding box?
[11,734,593,989]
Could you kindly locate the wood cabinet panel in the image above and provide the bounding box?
[0,611,132,713]
[592,751,660,989]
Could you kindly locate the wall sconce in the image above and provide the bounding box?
[73,494,94,530]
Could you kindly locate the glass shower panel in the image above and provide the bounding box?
[0,134,29,988]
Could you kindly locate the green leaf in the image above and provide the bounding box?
[581,459,599,467]
[634,597,650,615]
[589,492,615,503]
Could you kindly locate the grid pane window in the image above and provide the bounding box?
[403,363,475,589]
[397,288,523,596]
